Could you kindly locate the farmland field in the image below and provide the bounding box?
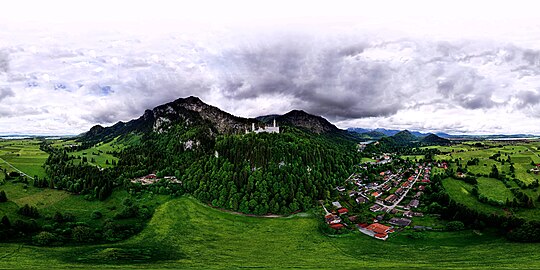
[442,178,505,216]
[476,177,514,203]
[0,139,49,178]
[1,196,540,269]
[0,180,169,227]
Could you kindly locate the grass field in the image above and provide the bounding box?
[0,180,169,228]
[0,139,49,178]
[1,196,540,269]
[442,178,506,216]
[68,138,123,168]
[401,155,424,161]
[476,177,515,203]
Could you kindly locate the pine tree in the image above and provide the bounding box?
[1,215,10,228]
[0,190,7,202]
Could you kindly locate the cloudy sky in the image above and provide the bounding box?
[1,0,540,135]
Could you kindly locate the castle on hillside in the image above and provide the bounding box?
[249,119,280,134]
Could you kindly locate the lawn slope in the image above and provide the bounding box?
[2,196,540,269]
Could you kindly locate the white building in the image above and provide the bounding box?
[250,119,280,134]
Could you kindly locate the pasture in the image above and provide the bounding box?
[1,196,540,269]
[0,139,49,178]
[68,138,124,168]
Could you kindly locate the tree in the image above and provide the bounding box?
[53,211,64,222]
[33,231,57,246]
[446,221,465,231]
[0,190,7,202]
[18,204,39,218]
[1,215,10,228]
[72,226,94,242]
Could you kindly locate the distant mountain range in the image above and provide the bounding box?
[347,128,538,140]
[347,128,451,138]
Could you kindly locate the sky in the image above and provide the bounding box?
[1,0,540,135]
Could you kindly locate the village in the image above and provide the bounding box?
[322,153,447,241]
[130,173,182,185]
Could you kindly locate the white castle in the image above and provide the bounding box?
[249,119,280,134]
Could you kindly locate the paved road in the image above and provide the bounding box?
[0,156,34,180]
[378,170,420,212]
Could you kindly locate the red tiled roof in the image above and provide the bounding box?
[374,233,387,239]
[338,208,349,214]
[330,224,344,229]
[366,223,392,234]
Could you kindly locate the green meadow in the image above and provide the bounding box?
[0,139,49,178]
[1,196,540,269]
[68,138,125,168]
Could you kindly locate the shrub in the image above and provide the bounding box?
[33,231,57,246]
[445,221,465,231]
[18,204,39,218]
[72,226,94,242]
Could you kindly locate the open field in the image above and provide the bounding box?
[0,180,169,227]
[0,139,49,178]
[68,138,124,168]
[476,177,515,202]
[1,196,540,269]
[442,178,506,216]
[400,155,424,161]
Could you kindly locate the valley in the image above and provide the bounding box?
[1,98,540,269]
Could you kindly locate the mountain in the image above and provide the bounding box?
[361,130,386,139]
[392,130,418,144]
[72,96,360,216]
[83,97,352,145]
[348,128,453,138]
[81,96,257,144]
[276,110,340,134]
[421,133,451,145]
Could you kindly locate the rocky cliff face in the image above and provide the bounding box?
[82,96,257,142]
[81,96,349,143]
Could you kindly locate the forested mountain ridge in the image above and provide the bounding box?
[83,96,355,144]
[41,96,362,215]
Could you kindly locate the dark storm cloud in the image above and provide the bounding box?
[211,40,405,119]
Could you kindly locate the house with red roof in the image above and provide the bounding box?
[337,208,349,215]
[357,223,394,241]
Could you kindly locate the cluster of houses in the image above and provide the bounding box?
[323,201,350,230]
[130,174,181,185]
[324,160,439,241]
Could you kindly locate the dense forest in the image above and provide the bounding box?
[39,123,359,215]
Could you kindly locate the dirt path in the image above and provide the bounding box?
[0,156,34,180]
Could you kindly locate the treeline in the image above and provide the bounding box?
[0,198,153,245]
[422,171,540,242]
[40,141,118,200]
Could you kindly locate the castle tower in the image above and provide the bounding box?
[273,119,276,128]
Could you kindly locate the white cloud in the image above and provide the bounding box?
[1,0,540,135]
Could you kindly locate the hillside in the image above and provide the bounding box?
[422,133,451,145]
[44,96,361,216]
[1,196,540,269]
